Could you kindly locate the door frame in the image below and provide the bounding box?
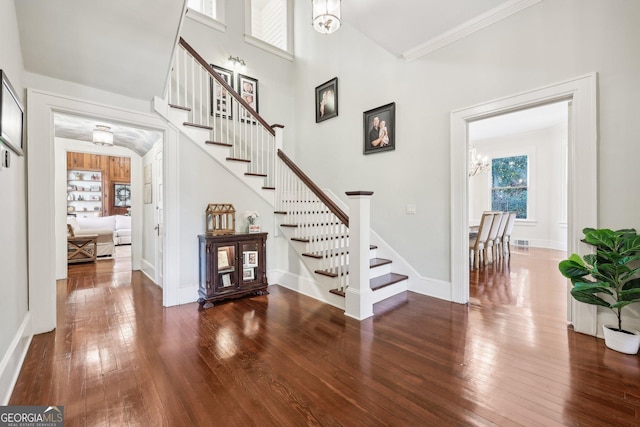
[450,73,598,335]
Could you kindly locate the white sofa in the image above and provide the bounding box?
[67,214,132,257]
[114,215,132,245]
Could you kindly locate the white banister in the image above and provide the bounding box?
[344,191,374,320]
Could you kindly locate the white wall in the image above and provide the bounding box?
[0,0,30,405]
[175,133,275,303]
[292,0,640,285]
[54,138,142,280]
[469,123,568,251]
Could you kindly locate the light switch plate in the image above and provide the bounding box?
[406,204,416,214]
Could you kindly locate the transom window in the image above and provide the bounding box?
[491,155,528,219]
[249,0,288,52]
[188,0,217,19]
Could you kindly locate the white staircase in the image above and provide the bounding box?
[154,38,408,317]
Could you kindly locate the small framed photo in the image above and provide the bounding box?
[243,250,258,267]
[0,70,24,156]
[221,273,232,287]
[363,102,396,155]
[217,248,230,269]
[209,64,234,119]
[243,268,255,281]
[315,77,338,123]
[237,74,258,123]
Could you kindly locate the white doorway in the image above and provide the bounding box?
[450,73,598,335]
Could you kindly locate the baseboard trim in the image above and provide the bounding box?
[268,269,345,310]
[178,285,199,305]
[141,259,156,284]
[0,313,33,405]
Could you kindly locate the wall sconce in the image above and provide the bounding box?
[227,56,246,72]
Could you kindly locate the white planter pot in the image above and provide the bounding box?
[602,325,640,354]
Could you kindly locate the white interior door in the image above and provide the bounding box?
[155,149,164,287]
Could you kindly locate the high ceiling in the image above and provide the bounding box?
[15,0,541,155]
[344,0,540,60]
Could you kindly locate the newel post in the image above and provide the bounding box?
[345,191,374,320]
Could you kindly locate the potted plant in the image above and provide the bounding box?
[558,228,640,354]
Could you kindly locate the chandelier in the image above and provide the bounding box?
[469,145,489,177]
[93,125,113,146]
[312,0,341,34]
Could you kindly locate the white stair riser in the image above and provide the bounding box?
[372,279,408,304]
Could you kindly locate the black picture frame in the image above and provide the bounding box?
[209,64,234,119]
[363,102,396,155]
[0,70,24,156]
[114,183,131,207]
[237,73,259,123]
[315,77,338,123]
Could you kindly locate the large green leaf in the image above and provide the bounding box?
[572,281,613,295]
[570,288,612,308]
[622,278,640,291]
[618,288,640,302]
[621,235,640,254]
[584,229,616,250]
[613,300,636,310]
[558,258,589,279]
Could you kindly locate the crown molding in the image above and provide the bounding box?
[402,0,542,62]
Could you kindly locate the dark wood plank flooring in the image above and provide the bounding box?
[10,247,640,425]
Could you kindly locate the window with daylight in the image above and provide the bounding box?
[188,0,217,19]
[491,155,528,219]
[250,0,289,52]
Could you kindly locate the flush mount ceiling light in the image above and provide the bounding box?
[312,0,341,34]
[93,125,113,146]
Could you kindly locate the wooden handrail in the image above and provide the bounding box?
[178,37,275,136]
[277,149,349,227]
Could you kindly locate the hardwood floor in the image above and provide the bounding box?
[10,247,640,426]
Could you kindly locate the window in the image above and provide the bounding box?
[246,0,292,58]
[188,0,217,19]
[491,155,528,219]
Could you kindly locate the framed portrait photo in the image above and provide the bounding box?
[363,102,396,155]
[237,74,259,123]
[243,250,258,268]
[0,70,24,156]
[243,268,255,282]
[315,77,338,123]
[209,64,234,119]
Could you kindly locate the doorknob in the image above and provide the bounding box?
[154,224,160,236]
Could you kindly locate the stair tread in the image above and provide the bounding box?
[280,222,342,228]
[206,141,232,147]
[291,235,348,243]
[329,273,408,297]
[226,157,251,163]
[183,122,213,130]
[169,104,191,111]
[245,172,268,177]
[315,258,392,277]
[262,187,276,190]
[370,273,409,291]
[302,245,377,259]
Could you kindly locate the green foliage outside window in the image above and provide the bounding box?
[491,155,528,218]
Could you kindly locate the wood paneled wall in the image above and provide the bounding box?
[67,152,131,216]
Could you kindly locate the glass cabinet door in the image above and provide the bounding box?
[241,242,259,284]
[215,245,236,291]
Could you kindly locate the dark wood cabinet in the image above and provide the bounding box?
[198,233,268,308]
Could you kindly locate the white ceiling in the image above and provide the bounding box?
[469,101,569,142]
[14,0,185,100]
[15,0,543,155]
[54,113,162,156]
[343,0,539,59]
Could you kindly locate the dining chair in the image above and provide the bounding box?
[492,212,509,260]
[470,212,495,269]
[501,212,517,258]
[484,212,504,264]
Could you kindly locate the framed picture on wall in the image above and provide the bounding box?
[209,64,234,119]
[363,102,396,155]
[0,70,24,156]
[315,77,338,123]
[237,74,259,123]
